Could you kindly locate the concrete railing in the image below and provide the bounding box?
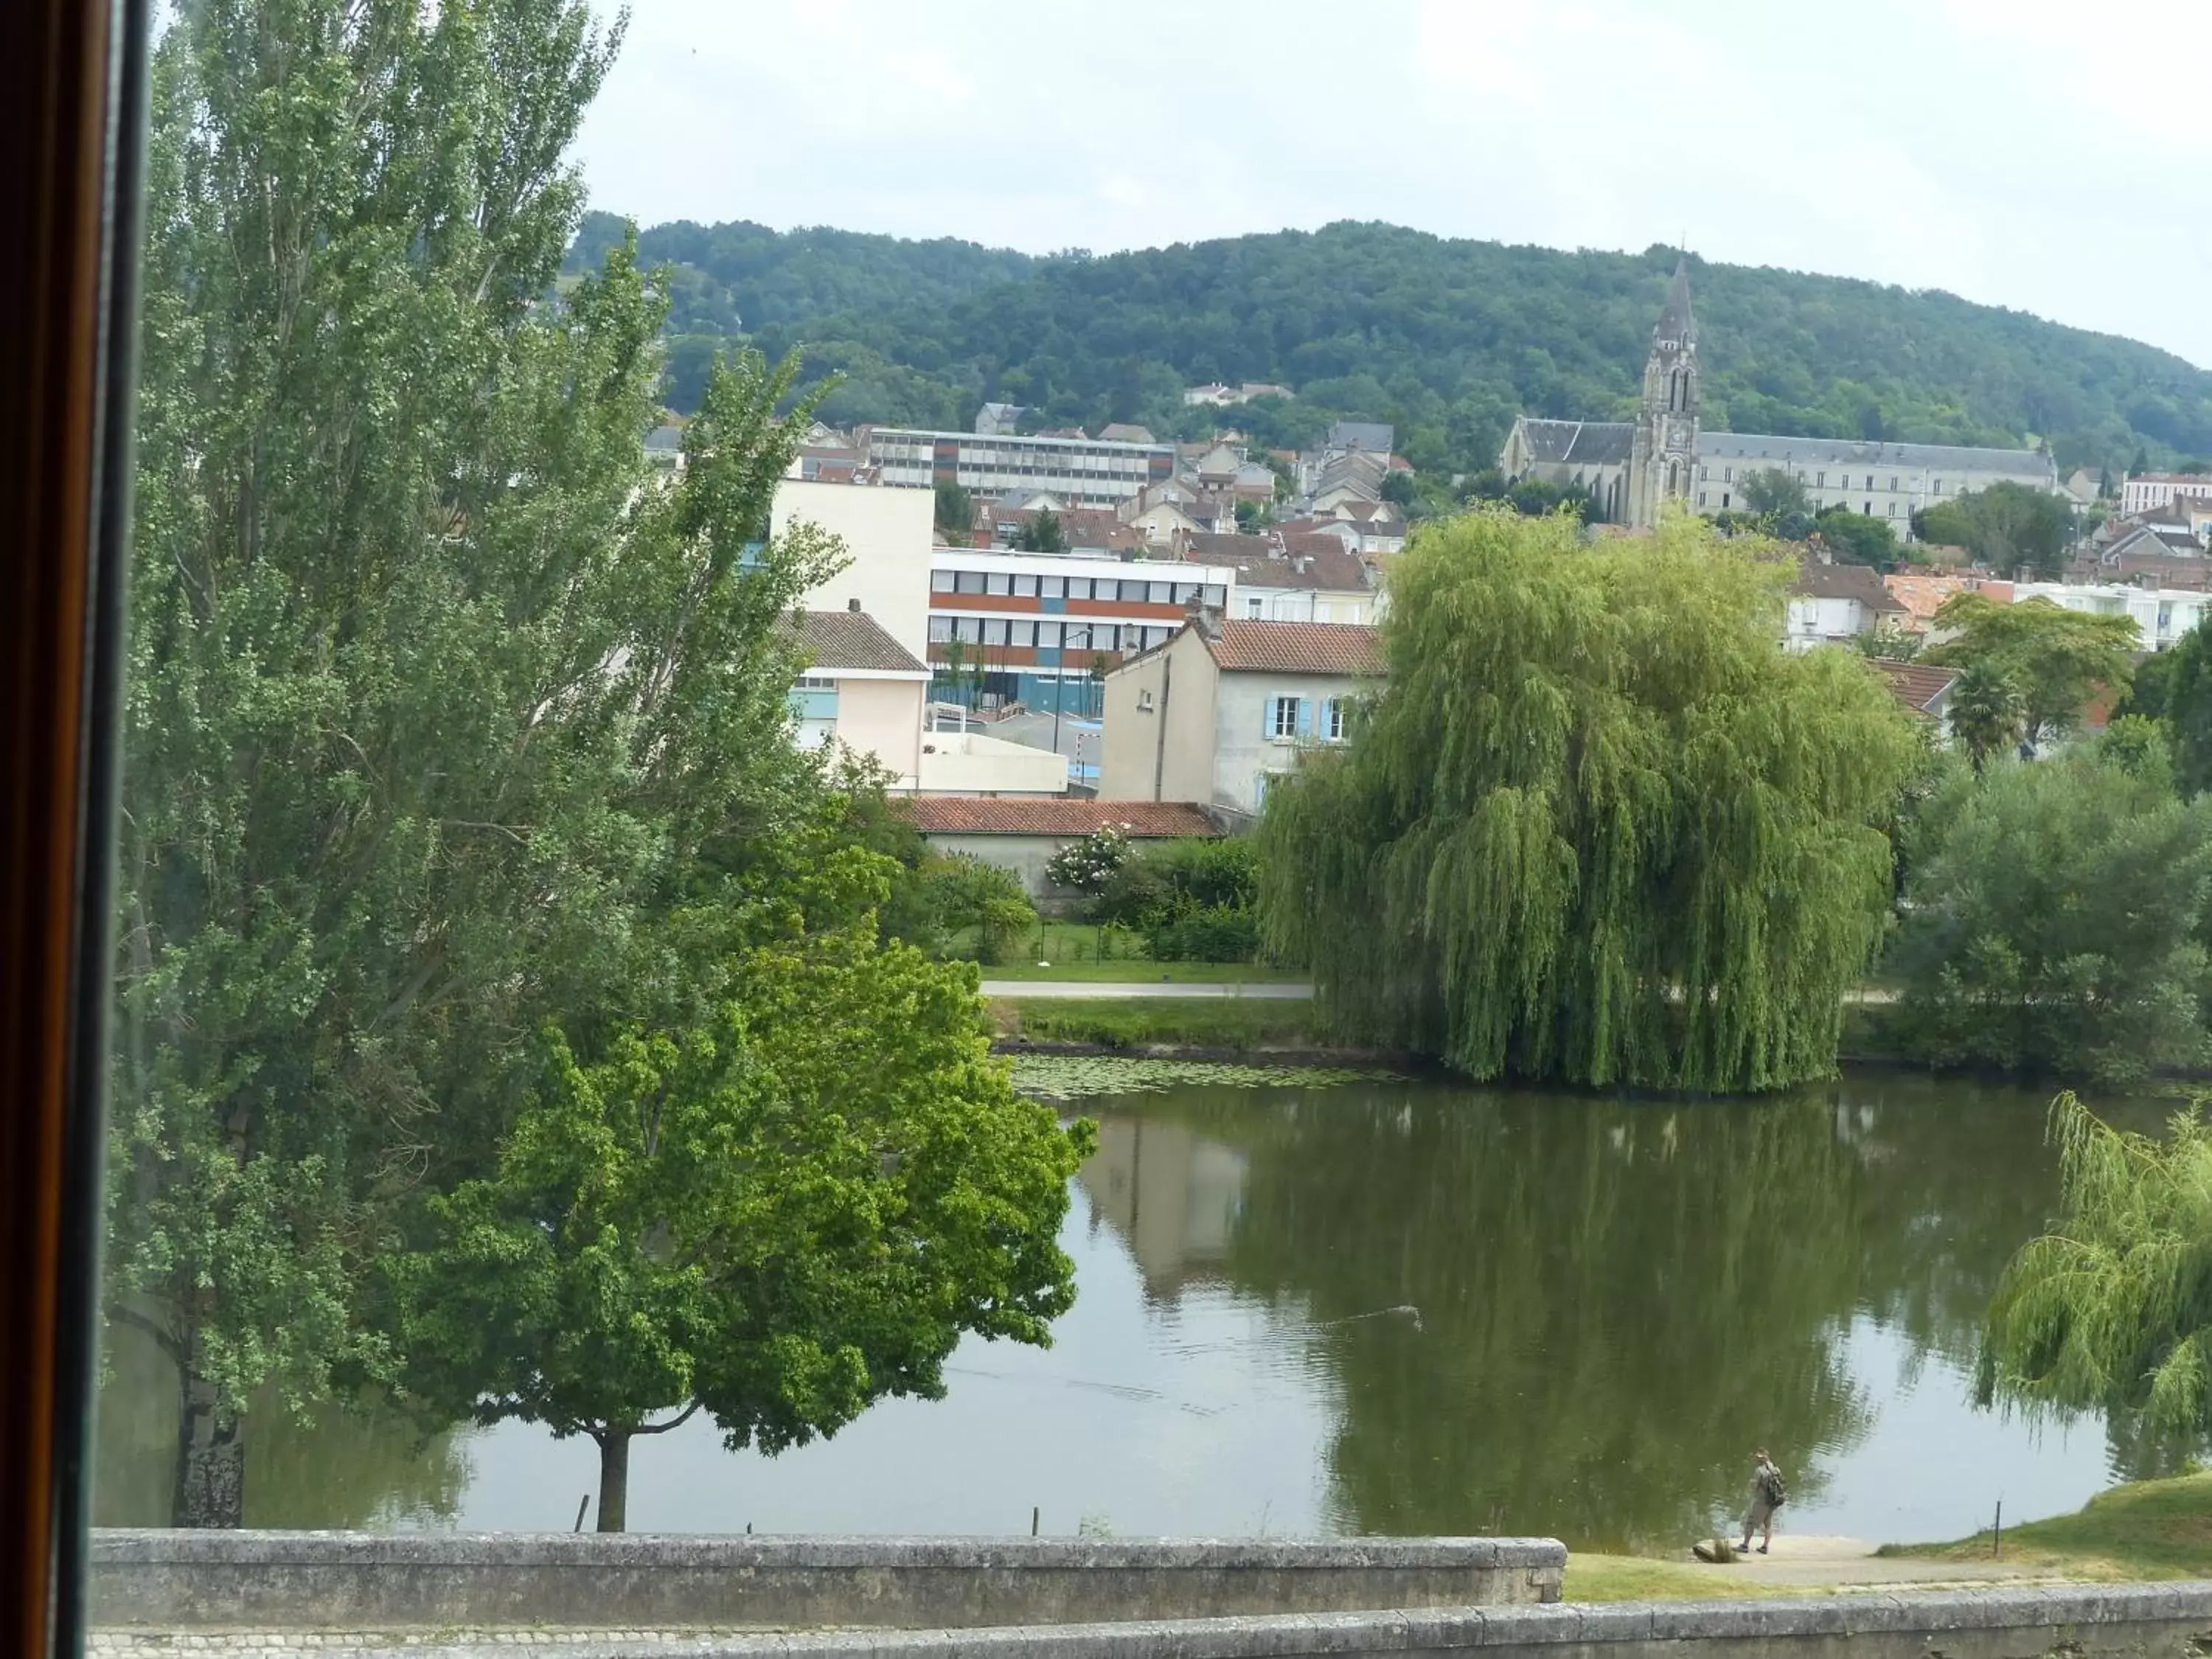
[87,1531,1565,1632]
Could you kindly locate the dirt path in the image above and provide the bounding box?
[1689,1533,2049,1590]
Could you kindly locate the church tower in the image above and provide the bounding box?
[1627,254,1700,529]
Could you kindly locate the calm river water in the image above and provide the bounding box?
[92,1066,2179,1552]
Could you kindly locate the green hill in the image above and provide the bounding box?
[568,215,2212,481]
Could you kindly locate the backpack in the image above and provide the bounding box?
[1759,1464,1787,1507]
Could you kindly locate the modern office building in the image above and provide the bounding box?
[927,549,1234,712]
[863,426,1177,508]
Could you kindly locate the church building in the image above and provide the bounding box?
[1498,256,2057,532]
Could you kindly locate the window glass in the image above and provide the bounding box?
[1067,577,1092,600]
[1036,621,1062,648]
[986,572,1012,596]
[1064,622,1091,650]
[1014,574,1039,597]
[1012,620,1036,647]
[1272,695,1300,737]
[1042,576,1066,598]
[955,570,985,594]
[930,569,955,592]
[955,616,983,642]
[928,616,953,642]
[983,619,1009,645]
[1147,581,1172,603]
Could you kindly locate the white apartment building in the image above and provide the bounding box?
[863,427,1176,509]
[2011,582,2212,653]
[928,549,1233,714]
[2121,473,2212,518]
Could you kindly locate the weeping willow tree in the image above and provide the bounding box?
[1256,509,1920,1092]
[1979,1094,2212,1446]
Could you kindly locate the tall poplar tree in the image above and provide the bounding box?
[107,0,1092,1530]
[1257,509,1919,1092]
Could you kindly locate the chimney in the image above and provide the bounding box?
[1185,588,1222,642]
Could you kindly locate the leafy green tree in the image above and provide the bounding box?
[1234,499,1270,532]
[109,0,886,1528]
[386,933,1089,1528]
[2152,623,2212,796]
[1256,509,1919,1091]
[1885,739,2212,1084]
[926,855,1038,964]
[1945,664,2028,776]
[1505,476,1595,521]
[1015,508,1066,552]
[1979,1091,2212,1448]
[933,480,975,539]
[1739,467,1811,518]
[1911,484,2076,579]
[1810,507,1901,571]
[1925,594,2137,754]
[1380,468,1421,510]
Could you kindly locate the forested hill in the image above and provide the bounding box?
[566,212,2212,479]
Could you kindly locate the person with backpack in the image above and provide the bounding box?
[1739,1449,1786,1554]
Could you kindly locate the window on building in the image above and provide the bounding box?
[1722,493,1731,509]
[1147,580,1172,604]
[1014,574,1039,597]
[1041,575,1065,598]
[1723,467,1733,483]
[1247,597,1264,617]
[983,619,1009,646]
[1203,585,1226,606]
[1172,582,1198,605]
[929,569,955,593]
[1067,578,1093,600]
[1889,476,1899,490]
[954,570,985,594]
[1697,491,1708,507]
[1063,623,1090,650]
[1888,501,1899,516]
[1864,476,1874,491]
[1816,472,1826,487]
[1865,501,1874,515]
[1271,695,1301,738]
[986,572,1012,596]
[1326,700,1345,740]
[1012,620,1036,647]
[928,616,953,643]
[1036,622,1062,649]
[1933,479,1944,495]
[954,616,983,643]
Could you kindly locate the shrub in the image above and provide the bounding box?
[1046,824,1132,895]
[1143,905,1261,963]
[1093,836,1256,926]
[923,855,1037,965]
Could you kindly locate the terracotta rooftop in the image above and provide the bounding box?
[1206,619,1382,675]
[785,609,928,674]
[1870,658,1959,716]
[900,799,1219,836]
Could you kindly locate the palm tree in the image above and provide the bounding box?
[1947,663,2027,776]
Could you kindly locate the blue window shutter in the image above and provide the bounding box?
[1296,698,1312,737]
[1265,698,1278,738]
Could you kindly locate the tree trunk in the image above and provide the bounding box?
[172,1360,246,1528]
[594,1430,630,1532]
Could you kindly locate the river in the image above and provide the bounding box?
[91,1063,2180,1552]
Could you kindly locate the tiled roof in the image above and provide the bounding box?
[1206,619,1382,676]
[1792,561,1906,611]
[785,610,928,674]
[1870,658,1959,716]
[902,799,1219,836]
[1180,533,1371,592]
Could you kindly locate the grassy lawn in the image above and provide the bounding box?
[1876,1472,2212,1582]
[947,921,1298,984]
[1562,1555,1816,1603]
[991,995,1329,1051]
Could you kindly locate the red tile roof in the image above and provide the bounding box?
[900,799,1220,836]
[1870,658,1959,716]
[1206,619,1382,676]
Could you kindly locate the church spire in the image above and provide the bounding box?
[1655,252,1694,347]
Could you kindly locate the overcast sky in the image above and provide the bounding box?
[573,0,2212,368]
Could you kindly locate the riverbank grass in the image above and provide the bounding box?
[991,996,1331,1051]
[1562,1555,1812,1602]
[947,921,1297,983]
[1877,1472,2212,1580]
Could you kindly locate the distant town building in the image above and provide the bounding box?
[864,425,1175,508]
[2012,581,2212,653]
[901,798,1220,903]
[784,610,931,790]
[1785,560,1905,652]
[1178,532,1377,623]
[1097,422,1156,445]
[928,549,1234,712]
[2121,473,2212,517]
[974,401,1027,436]
[772,478,935,663]
[1501,255,2061,531]
[1100,616,1381,819]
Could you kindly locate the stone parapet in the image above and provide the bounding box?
[88,1531,1565,1633]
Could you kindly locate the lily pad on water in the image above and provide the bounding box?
[1010,1054,1399,1101]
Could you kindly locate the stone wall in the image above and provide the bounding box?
[87,1531,1565,1633]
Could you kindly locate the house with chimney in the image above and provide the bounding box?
[1176,532,1377,623]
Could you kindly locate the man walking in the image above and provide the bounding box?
[1739,1449,1785,1554]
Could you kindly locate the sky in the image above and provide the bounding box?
[573,0,2212,368]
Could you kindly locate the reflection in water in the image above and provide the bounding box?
[91,1072,2144,1545]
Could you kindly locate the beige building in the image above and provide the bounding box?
[785,610,931,788]
[772,477,933,662]
[1100,617,1380,819]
